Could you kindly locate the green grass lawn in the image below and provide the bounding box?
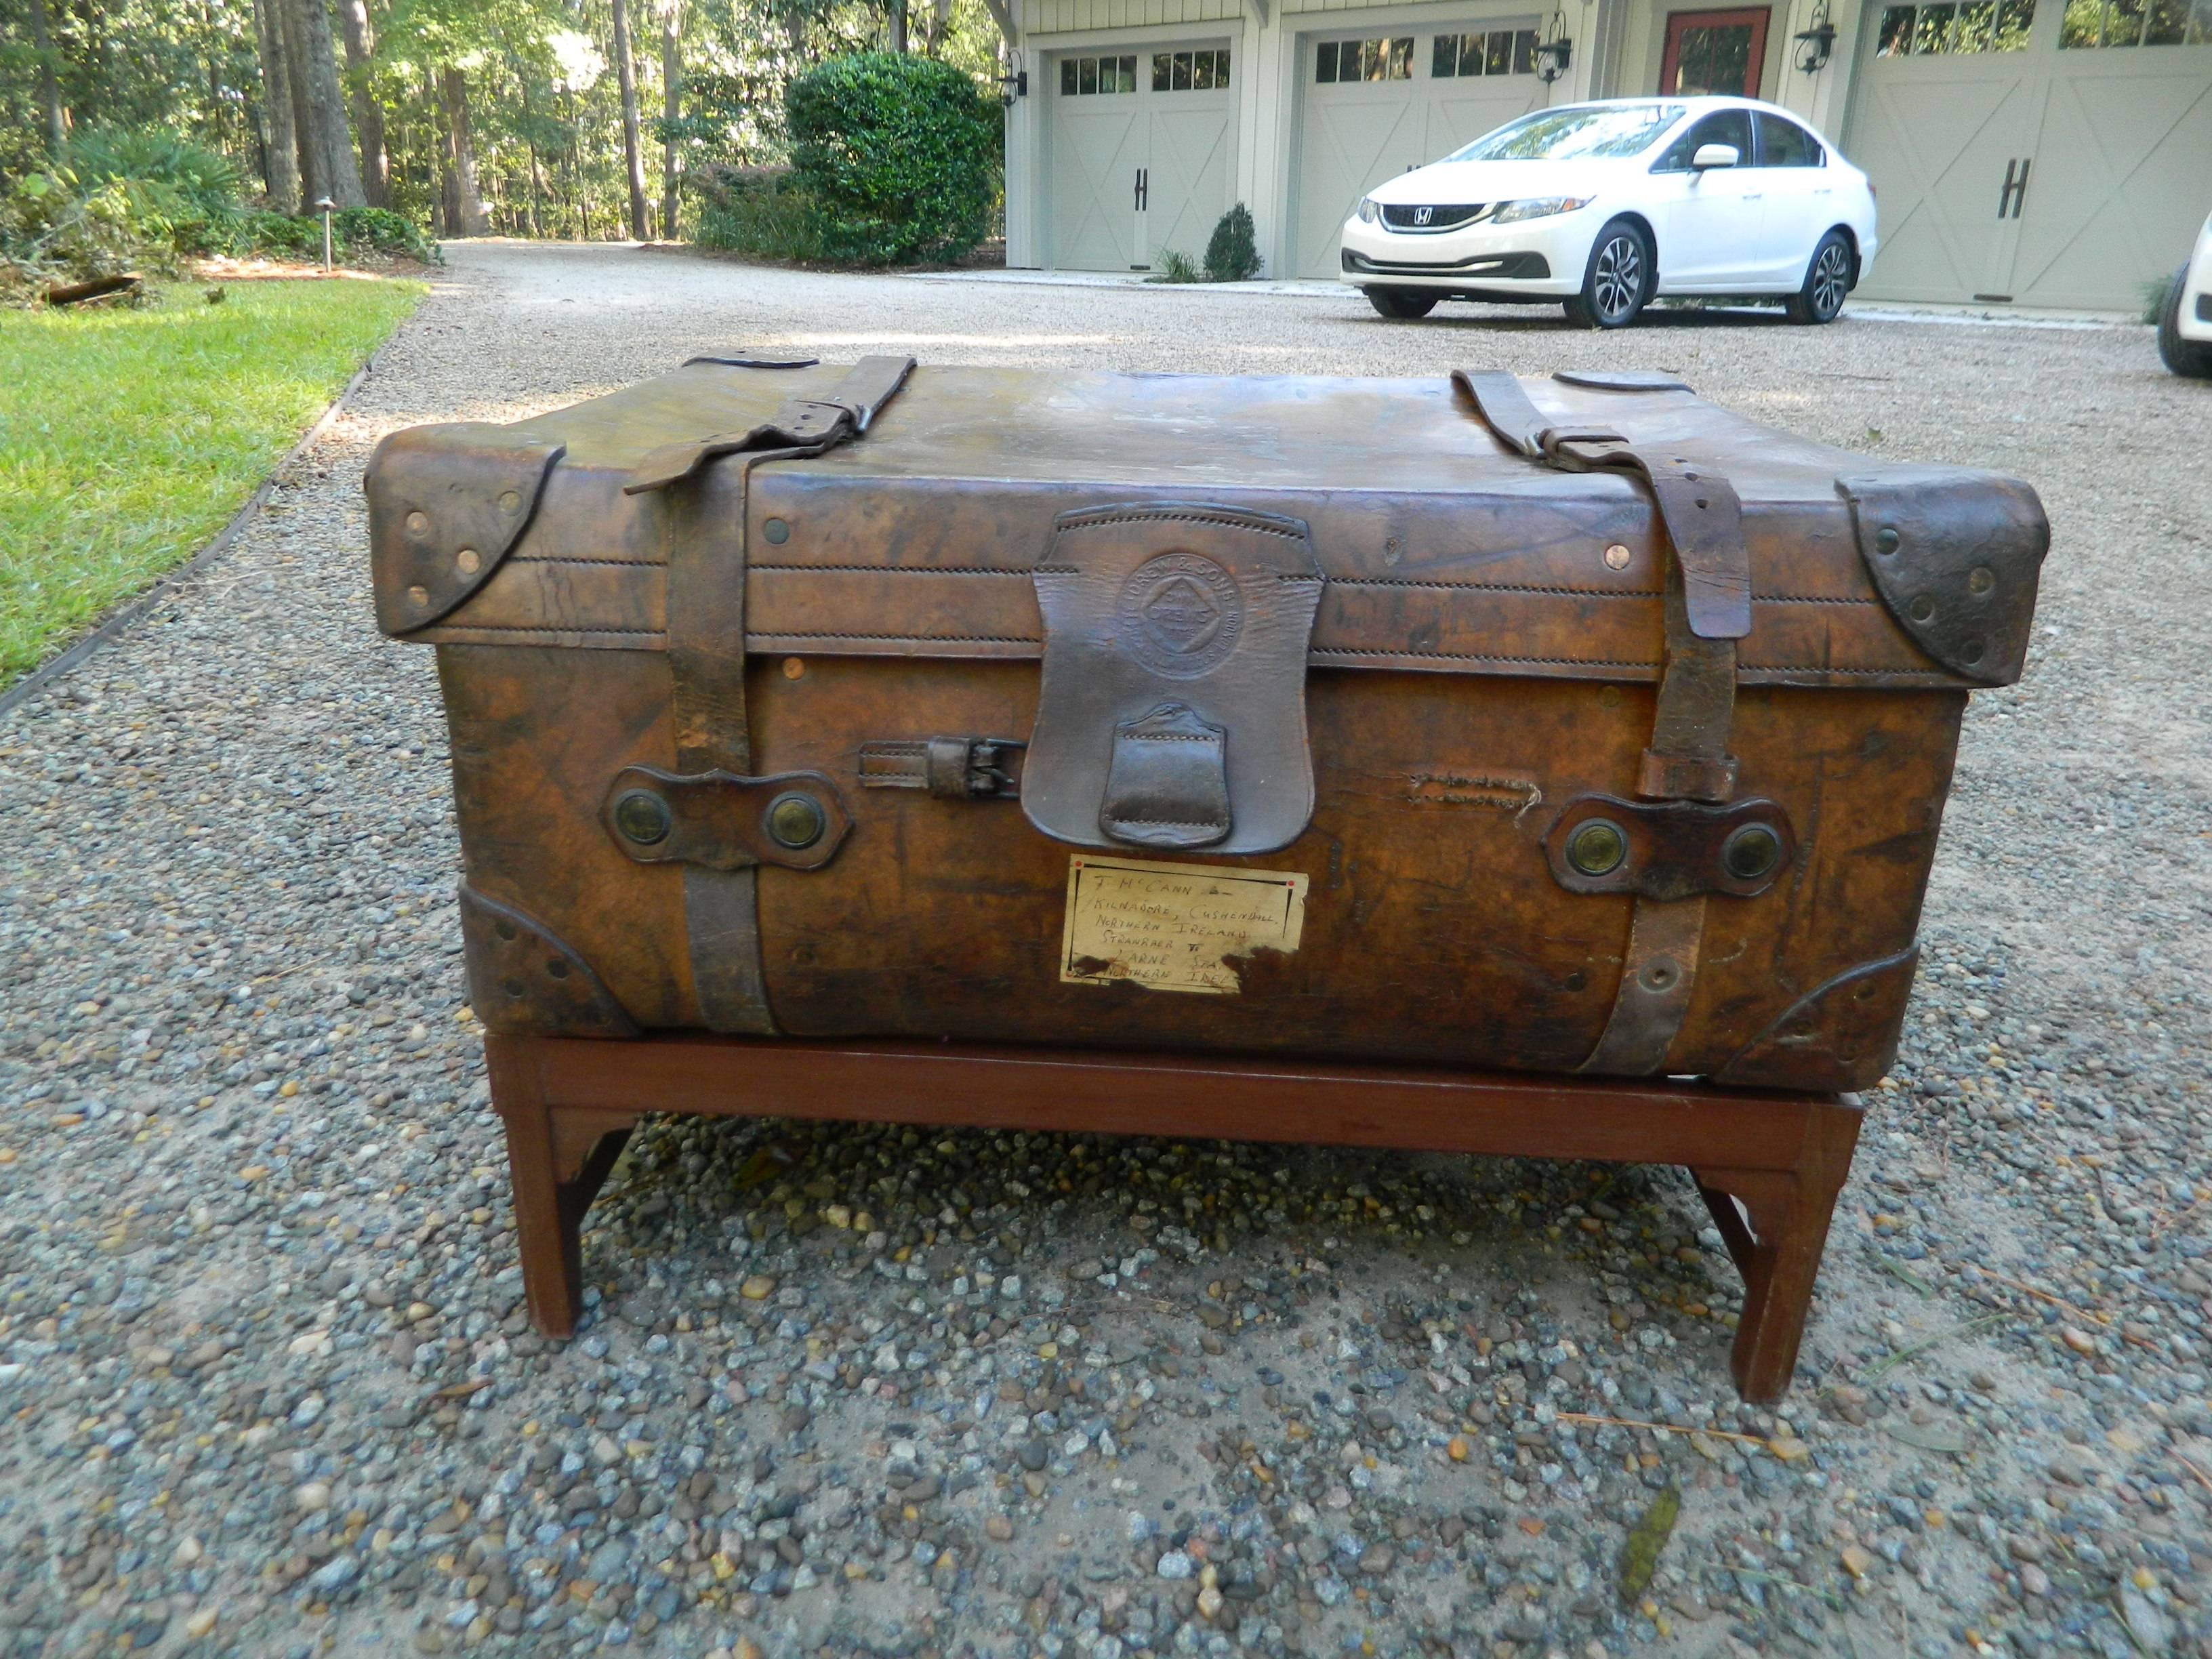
[0,276,425,688]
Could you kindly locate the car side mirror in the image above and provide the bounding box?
[1691,143,1741,171]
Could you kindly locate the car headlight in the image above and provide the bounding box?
[1356,197,1380,224]
[1490,197,1593,224]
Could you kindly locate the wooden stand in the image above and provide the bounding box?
[484,1033,1862,1405]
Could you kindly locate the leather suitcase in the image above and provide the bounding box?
[365,356,2045,1092]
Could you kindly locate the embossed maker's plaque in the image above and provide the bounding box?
[1060,855,1308,995]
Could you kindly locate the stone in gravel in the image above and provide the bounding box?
[2020,1564,2051,1597]
[1016,1439,1048,1471]
[2118,1588,2173,1650]
[985,1515,1014,1541]
[293,1481,332,1513]
[740,1275,775,1300]
[1156,1550,1194,1580]
[1839,1544,1875,1579]
[1356,1544,1394,1574]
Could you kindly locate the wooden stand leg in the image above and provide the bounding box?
[487,1033,636,1339]
[1692,1094,1862,1404]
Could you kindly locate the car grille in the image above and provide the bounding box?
[1380,203,1487,233]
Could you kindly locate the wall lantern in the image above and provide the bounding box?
[998,62,1029,106]
[1534,11,1574,81]
[1793,0,1837,73]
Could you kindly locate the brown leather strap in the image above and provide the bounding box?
[1454,370,1752,1074]
[627,355,916,494]
[657,356,918,1033]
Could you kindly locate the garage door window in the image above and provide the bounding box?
[2060,0,2212,43]
[1433,28,1541,75]
[1152,49,1231,89]
[1315,37,1414,81]
[1875,0,2035,52]
[1061,55,1139,94]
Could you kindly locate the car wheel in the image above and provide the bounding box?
[2157,263,2212,378]
[1563,220,1650,329]
[1366,287,1439,321]
[1784,231,1854,325]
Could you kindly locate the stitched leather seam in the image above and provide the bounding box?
[506,556,663,568]
[1061,513,1307,539]
[752,632,1042,644]
[427,624,665,636]
[1123,733,1221,743]
[751,565,1036,575]
[1106,818,1230,828]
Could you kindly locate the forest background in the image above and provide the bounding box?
[0,0,1012,246]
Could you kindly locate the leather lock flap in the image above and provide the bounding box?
[1839,468,2047,684]
[1025,502,1324,855]
[366,423,565,634]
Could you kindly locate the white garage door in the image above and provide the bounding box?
[1290,23,1553,279]
[1049,45,1236,272]
[1845,0,2212,308]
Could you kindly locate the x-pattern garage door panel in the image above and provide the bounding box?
[1052,100,1145,270]
[1847,4,2212,308]
[2006,55,2212,309]
[1848,65,2034,301]
[1296,99,1427,277]
[1147,106,1235,265]
[1293,23,1550,279]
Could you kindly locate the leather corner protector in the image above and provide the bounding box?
[1713,945,1920,1092]
[367,424,565,636]
[1838,470,2047,685]
[459,885,638,1038]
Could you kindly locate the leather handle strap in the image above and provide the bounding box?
[627,355,917,494]
[1454,369,1755,1076]
[653,356,918,1033]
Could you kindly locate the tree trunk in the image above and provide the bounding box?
[336,0,388,207]
[924,0,951,52]
[888,0,907,52]
[27,0,68,155]
[659,0,682,239]
[253,0,302,211]
[286,0,367,207]
[608,0,653,239]
[276,0,321,203]
[438,66,490,237]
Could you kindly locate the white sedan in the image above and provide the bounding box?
[2158,207,2212,378]
[1338,97,1878,329]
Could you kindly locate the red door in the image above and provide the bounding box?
[1658,8,1769,97]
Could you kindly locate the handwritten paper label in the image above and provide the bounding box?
[1060,855,1308,996]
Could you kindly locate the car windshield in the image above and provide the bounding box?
[1447,104,1687,163]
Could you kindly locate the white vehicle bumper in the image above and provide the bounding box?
[1336,211,1593,298]
[2181,230,2212,344]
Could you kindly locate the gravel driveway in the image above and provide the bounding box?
[2,242,2207,1659]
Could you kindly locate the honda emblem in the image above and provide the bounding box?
[1412,206,1433,226]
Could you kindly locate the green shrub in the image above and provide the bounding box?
[1147,249,1202,284]
[1204,203,1261,283]
[785,54,1001,266]
[695,166,829,263]
[65,127,245,220]
[1,168,164,298]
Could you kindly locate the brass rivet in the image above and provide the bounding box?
[764,792,827,851]
[1603,544,1632,571]
[1721,823,1782,882]
[1908,594,1936,622]
[498,490,522,514]
[455,548,481,575]
[611,790,673,846]
[1875,526,1901,555]
[781,657,806,680]
[763,518,791,546]
[1967,565,1994,596]
[405,510,430,536]
[1596,685,1624,709]
[407,584,429,609]
[1641,959,1678,992]
[1564,819,1627,878]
